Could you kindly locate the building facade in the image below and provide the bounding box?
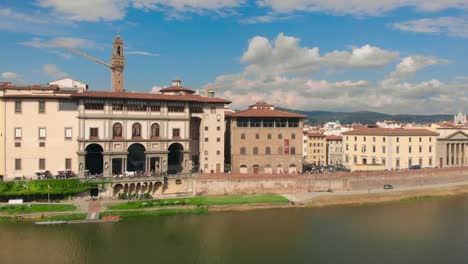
[342,128,438,171]
[326,135,343,165]
[227,102,305,174]
[306,132,327,165]
[435,128,468,168]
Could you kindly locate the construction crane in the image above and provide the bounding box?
[59,45,112,68]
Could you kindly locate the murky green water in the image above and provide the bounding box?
[2,196,468,264]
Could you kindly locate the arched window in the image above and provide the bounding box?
[132,123,142,138]
[290,147,296,155]
[117,46,121,56]
[113,123,122,138]
[151,123,160,138]
[241,133,246,140]
[265,147,271,155]
[278,147,283,154]
[278,133,283,139]
[240,164,248,174]
[240,147,246,155]
[291,133,296,139]
[253,147,258,155]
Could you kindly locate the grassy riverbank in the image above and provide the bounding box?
[0,204,77,214]
[109,194,289,210]
[103,208,208,218]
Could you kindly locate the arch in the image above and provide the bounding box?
[252,164,260,174]
[113,122,122,138]
[168,143,184,173]
[240,147,246,155]
[290,146,296,155]
[117,46,121,56]
[278,147,283,155]
[151,123,160,138]
[85,143,103,175]
[276,164,284,174]
[127,143,146,172]
[288,164,297,174]
[264,164,273,174]
[113,184,123,196]
[132,123,142,139]
[265,147,271,155]
[240,164,248,174]
[253,147,259,155]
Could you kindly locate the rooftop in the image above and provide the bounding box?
[71,91,230,103]
[342,128,439,136]
[230,108,306,118]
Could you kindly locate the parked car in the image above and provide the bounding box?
[409,165,422,169]
[383,184,394,190]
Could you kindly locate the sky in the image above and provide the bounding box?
[0,0,467,115]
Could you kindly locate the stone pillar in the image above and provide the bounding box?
[183,152,191,173]
[103,154,112,177]
[446,143,449,166]
[123,158,127,172]
[78,153,86,178]
[456,143,460,166]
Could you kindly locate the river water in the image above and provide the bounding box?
[2,196,468,264]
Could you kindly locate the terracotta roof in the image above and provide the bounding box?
[0,83,59,91]
[71,91,230,103]
[307,132,326,137]
[159,85,195,94]
[229,108,306,118]
[342,128,439,136]
[326,135,343,140]
[249,101,274,107]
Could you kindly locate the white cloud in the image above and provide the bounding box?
[257,0,468,16]
[0,7,67,35]
[208,33,459,114]
[0,71,25,83]
[239,13,299,24]
[126,51,160,57]
[393,16,468,38]
[42,64,68,79]
[19,37,97,49]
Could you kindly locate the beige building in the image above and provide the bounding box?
[342,128,438,171]
[306,132,327,165]
[227,101,305,174]
[435,128,468,168]
[326,135,343,165]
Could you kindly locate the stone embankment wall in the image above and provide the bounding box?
[195,167,468,196]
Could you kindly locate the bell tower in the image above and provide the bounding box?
[111,33,125,92]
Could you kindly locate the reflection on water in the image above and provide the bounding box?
[2,196,468,264]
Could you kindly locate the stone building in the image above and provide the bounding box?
[326,135,343,165]
[306,132,327,165]
[435,128,468,168]
[342,128,438,171]
[226,101,305,174]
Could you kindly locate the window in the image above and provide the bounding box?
[150,104,161,112]
[84,101,104,110]
[241,133,246,140]
[419,158,423,166]
[382,146,386,153]
[90,128,99,139]
[151,123,160,138]
[132,123,142,138]
[372,146,376,153]
[39,142,45,147]
[372,158,376,164]
[354,136,357,141]
[383,137,386,142]
[278,147,283,154]
[15,159,21,170]
[205,126,208,131]
[429,158,432,166]
[66,158,72,169]
[211,106,216,114]
[408,158,412,167]
[59,100,78,111]
[396,159,400,168]
[288,119,299,127]
[237,118,249,127]
[240,147,246,155]
[362,145,366,152]
[168,103,185,112]
[38,101,45,113]
[217,126,221,131]
[419,137,422,142]
[373,137,376,142]
[278,134,283,140]
[382,158,386,165]
[172,128,180,138]
[419,146,422,153]
[39,158,46,170]
[291,133,296,140]
[127,101,147,111]
[263,119,274,127]
[255,134,260,140]
[217,138,220,142]
[113,123,122,138]
[250,119,261,127]
[15,101,21,112]
[39,128,46,139]
[429,146,432,153]
[409,146,412,153]
[15,128,22,139]
[429,137,432,142]
[15,142,21,147]
[346,144,349,151]
[268,133,272,139]
[354,145,357,151]
[205,138,208,142]
[253,147,258,155]
[275,119,286,127]
[409,137,412,143]
[266,147,271,155]
[353,156,357,163]
[396,137,399,143]
[217,150,221,155]
[65,128,72,140]
[112,100,124,110]
[345,155,349,162]
[396,146,400,153]
[291,147,296,155]
[363,137,366,142]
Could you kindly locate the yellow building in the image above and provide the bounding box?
[342,128,439,171]
[306,132,327,165]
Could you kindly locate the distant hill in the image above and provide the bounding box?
[276,108,452,125]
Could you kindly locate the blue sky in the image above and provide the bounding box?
[0,0,467,114]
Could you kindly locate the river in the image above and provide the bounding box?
[1,196,468,264]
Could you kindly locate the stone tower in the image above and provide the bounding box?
[111,34,125,92]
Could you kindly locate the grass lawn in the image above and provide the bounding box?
[45,213,87,221]
[0,204,77,214]
[110,194,289,210]
[103,208,208,218]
